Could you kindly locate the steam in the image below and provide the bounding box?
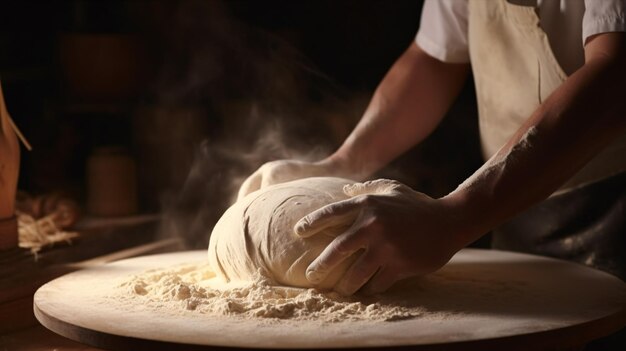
[139,0,358,248]
[159,116,331,249]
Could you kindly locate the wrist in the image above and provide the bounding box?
[439,190,493,250]
[319,152,369,181]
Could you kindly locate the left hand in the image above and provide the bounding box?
[293,179,465,295]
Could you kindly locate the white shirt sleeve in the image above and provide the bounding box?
[583,0,626,44]
[415,0,470,63]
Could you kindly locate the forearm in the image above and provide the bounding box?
[444,34,626,248]
[323,42,469,179]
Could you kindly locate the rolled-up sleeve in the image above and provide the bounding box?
[415,0,470,63]
[583,0,626,45]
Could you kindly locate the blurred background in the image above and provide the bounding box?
[0,0,483,249]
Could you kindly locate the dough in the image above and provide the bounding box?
[208,177,359,289]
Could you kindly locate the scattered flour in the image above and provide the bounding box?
[115,263,424,322]
[110,260,530,324]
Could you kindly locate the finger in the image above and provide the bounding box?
[294,197,362,238]
[343,179,400,197]
[334,251,381,296]
[305,222,368,284]
[359,266,398,296]
[237,171,262,201]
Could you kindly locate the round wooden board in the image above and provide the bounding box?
[34,249,626,351]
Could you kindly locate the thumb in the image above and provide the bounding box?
[343,179,401,197]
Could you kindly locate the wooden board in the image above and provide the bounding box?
[34,249,626,350]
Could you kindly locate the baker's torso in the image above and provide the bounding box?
[418,0,626,193]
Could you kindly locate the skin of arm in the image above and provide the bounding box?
[319,42,469,179]
[444,32,626,248]
[296,32,626,295]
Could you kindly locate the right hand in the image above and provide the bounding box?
[238,159,340,200]
[294,179,464,296]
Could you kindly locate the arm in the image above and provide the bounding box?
[296,32,626,295]
[237,42,468,199]
[323,42,469,178]
[444,32,626,248]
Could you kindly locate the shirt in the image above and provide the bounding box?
[415,0,626,74]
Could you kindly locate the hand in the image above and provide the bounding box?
[293,179,464,296]
[238,159,345,200]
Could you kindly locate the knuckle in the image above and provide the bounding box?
[368,219,385,233]
[341,280,361,294]
[363,194,374,205]
[352,263,376,281]
[358,194,376,206]
[332,236,356,255]
[360,213,383,232]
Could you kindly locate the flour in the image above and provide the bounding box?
[111,257,531,324]
[117,263,423,322]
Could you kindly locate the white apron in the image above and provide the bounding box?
[468,0,626,193]
[468,0,626,282]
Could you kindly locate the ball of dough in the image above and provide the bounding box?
[208,177,358,289]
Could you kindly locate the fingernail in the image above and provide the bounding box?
[294,220,308,235]
[294,224,305,235]
[306,269,322,283]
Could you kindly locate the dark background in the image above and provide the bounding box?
[5,4,626,348]
[0,0,482,248]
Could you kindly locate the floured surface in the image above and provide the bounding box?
[34,249,626,349]
[117,263,423,322]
